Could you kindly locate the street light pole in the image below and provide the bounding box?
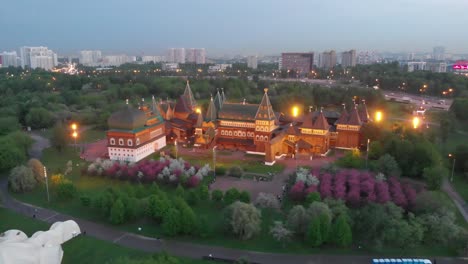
[366,139,370,169]
[43,166,50,202]
[451,158,456,182]
[213,145,217,178]
[295,143,298,173]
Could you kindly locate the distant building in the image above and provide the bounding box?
[281,53,314,74]
[167,48,185,63]
[20,46,57,70]
[208,64,231,73]
[79,50,102,66]
[102,55,129,66]
[341,50,356,68]
[405,61,426,72]
[426,62,447,73]
[357,51,380,65]
[0,51,19,67]
[142,56,164,63]
[247,55,258,69]
[433,46,445,61]
[162,63,179,71]
[319,50,337,69]
[185,48,206,64]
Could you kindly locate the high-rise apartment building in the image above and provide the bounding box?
[20,46,57,70]
[185,48,206,64]
[142,56,165,63]
[0,51,19,67]
[319,50,337,69]
[281,52,314,74]
[167,48,186,63]
[341,50,356,68]
[433,46,445,61]
[102,55,129,66]
[79,50,102,66]
[247,55,258,69]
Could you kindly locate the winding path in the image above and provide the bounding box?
[0,133,466,264]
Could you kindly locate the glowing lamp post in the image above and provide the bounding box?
[195,107,201,114]
[292,106,299,118]
[72,131,78,151]
[412,116,420,129]
[375,111,383,122]
[174,141,178,160]
[213,145,217,178]
[43,166,50,202]
[71,123,77,130]
[448,154,456,182]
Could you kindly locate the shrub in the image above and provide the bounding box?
[56,180,77,200]
[290,181,306,201]
[216,166,226,176]
[27,158,45,182]
[8,165,36,193]
[224,188,241,205]
[80,195,91,207]
[239,191,251,203]
[198,185,209,201]
[227,166,244,178]
[186,189,200,206]
[423,166,446,190]
[376,154,401,177]
[305,192,321,205]
[211,189,224,202]
[306,217,322,247]
[227,201,261,240]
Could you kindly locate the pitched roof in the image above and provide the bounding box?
[312,109,330,130]
[195,112,204,128]
[214,89,223,110]
[183,80,197,110]
[205,96,217,122]
[218,103,258,121]
[358,101,370,122]
[297,139,312,149]
[348,105,363,126]
[108,106,147,131]
[301,110,315,128]
[286,124,301,135]
[335,106,349,125]
[174,95,191,114]
[151,96,164,122]
[255,88,276,121]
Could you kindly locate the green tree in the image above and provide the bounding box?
[228,201,261,240]
[198,185,209,201]
[25,107,54,129]
[162,208,181,236]
[423,165,447,190]
[175,184,185,198]
[286,205,309,236]
[109,199,125,224]
[211,189,223,202]
[51,122,67,152]
[8,165,36,193]
[174,198,197,235]
[307,201,332,221]
[331,214,352,247]
[377,154,401,177]
[147,195,171,222]
[0,141,26,171]
[0,116,20,136]
[239,191,251,203]
[305,192,321,206]
[306,217,322,247]
[319,213,331,243]
[224,188,241,205]
[186,189,199,206]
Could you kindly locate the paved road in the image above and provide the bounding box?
[1,134,467,264]
[442,178,468,222]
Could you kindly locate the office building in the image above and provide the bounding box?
[433,46,445,61]
[185,48,206,64]
[426,62,447,73]
[405,61,426,72]
[247,55,258,69]
[341,50,356,68]
[79,50,102,66]
[320,50,337,69]
[0,51,19,67]
[20,46,58,70]
[141,56,164,63]
[280,53,314,74]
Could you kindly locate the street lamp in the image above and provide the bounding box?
[375,111,383,122]
[72,131,78,151]
[43,166,50,202]
[174,141,178,160]
[71,123,77,131]
[412,116,420,129]
[365,139,370,169]
[292,106,299,118]
[213,145,217,178]
[448,154,456,182]
[295,143,298,173]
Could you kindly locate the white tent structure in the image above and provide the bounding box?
[0,220,80,264]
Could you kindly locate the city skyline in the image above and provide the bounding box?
[1,0,468,55]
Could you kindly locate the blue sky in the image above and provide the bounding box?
[1,0,467,55]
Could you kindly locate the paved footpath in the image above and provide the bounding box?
[0,134,466,263]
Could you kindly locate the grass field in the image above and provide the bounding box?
[0,208,220,264]
[452,173,468,203]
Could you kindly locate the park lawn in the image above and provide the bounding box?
[0,208,220,264]
[452,173,468,203]
[79,128,106,143]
